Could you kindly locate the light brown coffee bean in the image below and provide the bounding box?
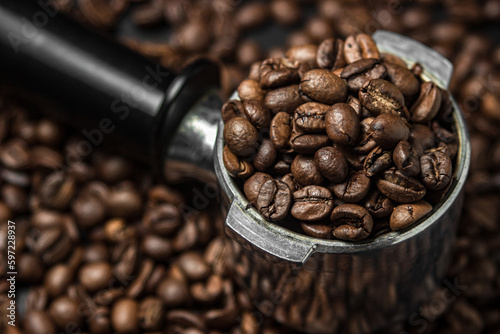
[390,200,433,231]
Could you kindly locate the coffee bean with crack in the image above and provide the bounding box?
[410,82,442,123]
[359,79,406,117]
[370,113,410,149]
[364,146,392,177]
[341,58,387,91]
[256,179,292,221]
[291,185,334,221]
[294,102,330,133]
[393,140,420,176]
[420,150,453,190]
[376,168,427,203]
[331,170,371,203]
[330,204,373,241]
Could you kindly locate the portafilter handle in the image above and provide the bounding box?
[0,1,221,182]
[218,30,455,265]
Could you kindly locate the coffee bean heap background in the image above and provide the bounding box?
[222,34,457,241]
[1,0,499,333]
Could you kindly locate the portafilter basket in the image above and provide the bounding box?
[215,31,471,333]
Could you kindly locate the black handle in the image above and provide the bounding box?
[0,1,219,169]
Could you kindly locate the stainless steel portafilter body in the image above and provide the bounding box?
[210,31,471,333]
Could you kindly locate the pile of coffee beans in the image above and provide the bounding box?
[221,34,457,241]
[1,0,499,333]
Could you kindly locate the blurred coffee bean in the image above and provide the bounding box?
[111,298,139,333]
[270,0,302,26]
[78,261,113,293]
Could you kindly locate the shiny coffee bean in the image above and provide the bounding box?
[294,102,330,133]
[23,310,56,334]
[111,298,139,333]
[291,185,334,221]
[270,112,292,151]
[383,62,420,98]
[314,146,348,183]
[420,150,453,190]
[156,276,189,308]
[264,85,303,115]
[221,100,245,123]
[78,261,113,293]
[390,200,433,231]
[289,125,330,154]
[354,117,377,154]
[359,79,406,117]
[376,168,427,203]
[316,37,345,70]
[410,124,435,156]
[0,139,30,169]
[244,172,272,206]
[325,103,360,146]
[253,139,277,171]
[38,172,76,210]
[237,79,265,102]
[224,117,259,157]
[364,190,394,218]
[256,179,292,221]
[300,221,332,239]
[410,82,442,123]
[44,264,73,297]
[259,57,300,89]
[243,100,271,129]
[370,113,410,148]
[341,58,387,91]
[300,69,348,105]
[331,170,370,203]
[270,0,301,26]
[107,183,142,218]
[343,34,380,64]
[291,154,325,186]
[138,297,164,331]
[223,145,254,179]
[393,140,420,176]
[49,296,83,330]
[330,204,373,241]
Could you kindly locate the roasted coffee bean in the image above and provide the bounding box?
[359,79,406,117]
[96,155,134,184]
[49,296,83,330]
[244,172,272,205]
[253,139,277,171]
[314,147,348,183]
[256,179,292,221]
[72,192,106,228]
[243,100,271,129]
[300,69,348,104]
[291,154,325,186]
[390,201,433,231]
[280,173,298,192]
[237,79,265,102]
[0,139,30,169]
[140,234,172,261]
[156,276,189,308]
[177,251,211,282]
[370,113,410,148]
[44,264,73,297]
[23,310,56,334]
[376,168,426,203]
[432,121,458,158]
[259,58,300,89]
[270,112,292,151]
[300,221,332,239]
[364,190,394,218]
[38,172,76,210]
[410,82,442,123]
[143,203,181,236]
[32,227,72,265]
[384,62,420,98]
[291,185,334,221]
[393,141,420,176]
[107,183,142,219]
[286,44,318,69]
[171,21,210,53]
[330,204,373,241]
[17,253,44,284]
[364,146,392,177]
[191,274,223,305]
[344,34,380,64]
[111,298,139,333]
[235,2,270,30]
[78,261,113,293]
[331,170,370,203]
[294,102,330,133]
[304,16,334,43]
[223,145,254,179]
[224,117,259,157]
[325,103,360,146]
[420,150,453,190]
[289,124,330,154]
[221,100,245,123]
[265,85,304,117]
[236,40,263,68]
[138,297,164,331]
[270,0,301,26]
[316,37,346,70]
[341,58,387,91]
